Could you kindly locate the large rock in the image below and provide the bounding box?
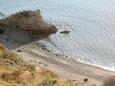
[0,10,58,35]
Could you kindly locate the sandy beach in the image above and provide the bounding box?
[11,42,115,86]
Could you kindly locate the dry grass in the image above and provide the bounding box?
[0,43,103,86]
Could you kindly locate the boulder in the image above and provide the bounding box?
[0,10,58,35]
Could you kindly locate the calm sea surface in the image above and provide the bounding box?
[1,0,115,71]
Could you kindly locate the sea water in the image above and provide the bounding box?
[1,0,115,71]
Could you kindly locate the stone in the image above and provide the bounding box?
[60,30,70,34]
[84,78,88,82]
[17,49,22,52]
[0,10,58,35]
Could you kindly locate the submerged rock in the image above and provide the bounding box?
[60,30,70,34]
[0,10,58,35]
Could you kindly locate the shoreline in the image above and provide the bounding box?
[13,43,115,85]
[73,58,115,72]
[33,41,115,72]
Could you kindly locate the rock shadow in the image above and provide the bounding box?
[0,28,49,49]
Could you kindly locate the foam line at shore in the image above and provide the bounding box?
[71,57,115,72]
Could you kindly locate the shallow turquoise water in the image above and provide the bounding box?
[1,0,115,71]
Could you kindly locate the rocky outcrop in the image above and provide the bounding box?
[0,10,58,35]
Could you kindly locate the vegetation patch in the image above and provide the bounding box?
[0,43,103,86]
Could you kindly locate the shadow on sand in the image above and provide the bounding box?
[0,28,49,49]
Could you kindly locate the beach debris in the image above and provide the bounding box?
[84,78,88,82]
[104,76,115,86]
[60,30,70,34]
[0,10,58,35]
